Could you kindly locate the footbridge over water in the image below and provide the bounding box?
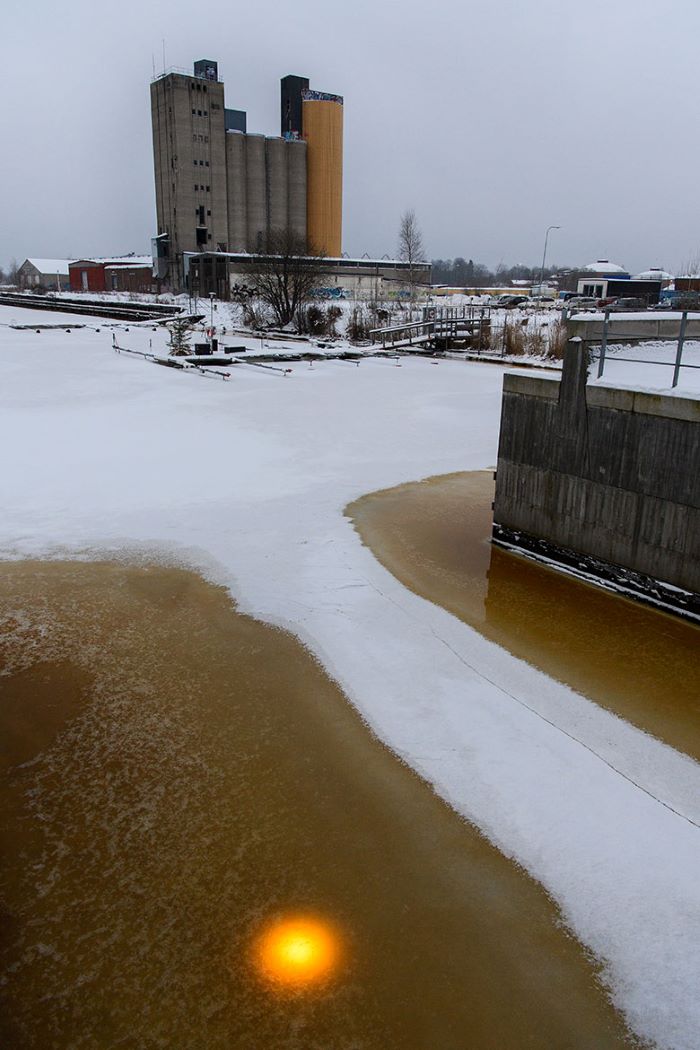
[370,306,490,352]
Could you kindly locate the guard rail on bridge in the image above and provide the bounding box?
[370,307,490,352]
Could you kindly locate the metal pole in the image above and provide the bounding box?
[672,311,688,388]
[539,225,561,297]
[597,309,610,378]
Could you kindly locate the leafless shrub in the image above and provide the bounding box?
[327,305,342,336]
[296,304,325,336]
[243,303,271,329]
[230,283,253,305]
[502,322,526,356]
[369,302,391,327]
[524,324,546,356]
[346,306,371,342]
[545,318,568,359]
[296,304,343,337]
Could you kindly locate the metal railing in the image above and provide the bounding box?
[151,66,221,83]
[590,310,699,387]
[369,314,491,351]
[369,320,434,349]
[422,305,491,322]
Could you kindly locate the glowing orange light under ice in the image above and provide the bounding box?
[255,916,340,988]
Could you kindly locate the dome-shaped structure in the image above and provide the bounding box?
[582,259,629,276]
[633,267,673,281]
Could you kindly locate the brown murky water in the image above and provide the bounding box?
[0,561,635,1049]
[347,471,700,762]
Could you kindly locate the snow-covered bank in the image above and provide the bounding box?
[589,340,700,395]
[1,311,699,1049]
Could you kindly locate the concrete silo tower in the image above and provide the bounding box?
[281,75,343,257]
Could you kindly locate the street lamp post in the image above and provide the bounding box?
[539,225,561,297]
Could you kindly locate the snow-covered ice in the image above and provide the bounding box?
[1,308,699,1049]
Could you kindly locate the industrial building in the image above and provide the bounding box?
[150,59,343,290]
[69,256,156,293]
[189,252,431,301]
[281,75,343,257]
[576,260,662,304]
[17,259,72,291]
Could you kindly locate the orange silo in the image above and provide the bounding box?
[302,90,343,257]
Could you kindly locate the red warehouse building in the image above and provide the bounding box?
[69,256,156,293]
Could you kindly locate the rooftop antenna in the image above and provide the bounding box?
[152,52,156,77]
[162,39,166,74]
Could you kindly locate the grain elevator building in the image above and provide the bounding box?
[150,59,343,289]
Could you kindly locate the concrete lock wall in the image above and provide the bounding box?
[568,315,700,342]
[492,342,700,602]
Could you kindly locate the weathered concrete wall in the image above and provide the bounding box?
[567,314,700,341]
[493,342,700,597]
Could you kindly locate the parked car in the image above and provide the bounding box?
[604,298,648,312]
[565,297,599,312]
[658,293,700,311]
[493,294,529,309]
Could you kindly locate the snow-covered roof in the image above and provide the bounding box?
[582,260,628,274]
[192,251,429,269]
[633,268,673,281]
[103,257,153,269]
[23,258,72,275]
[102,256,153,267]
[69,255,153,268]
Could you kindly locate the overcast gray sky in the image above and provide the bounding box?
[2,0,699,273]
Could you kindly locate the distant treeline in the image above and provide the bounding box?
[431,257,581,289]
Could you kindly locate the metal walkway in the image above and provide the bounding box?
[369,306,490,352]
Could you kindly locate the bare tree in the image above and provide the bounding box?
[398,209,426,302]
[245,229,325,328]
[679,252,700,277]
